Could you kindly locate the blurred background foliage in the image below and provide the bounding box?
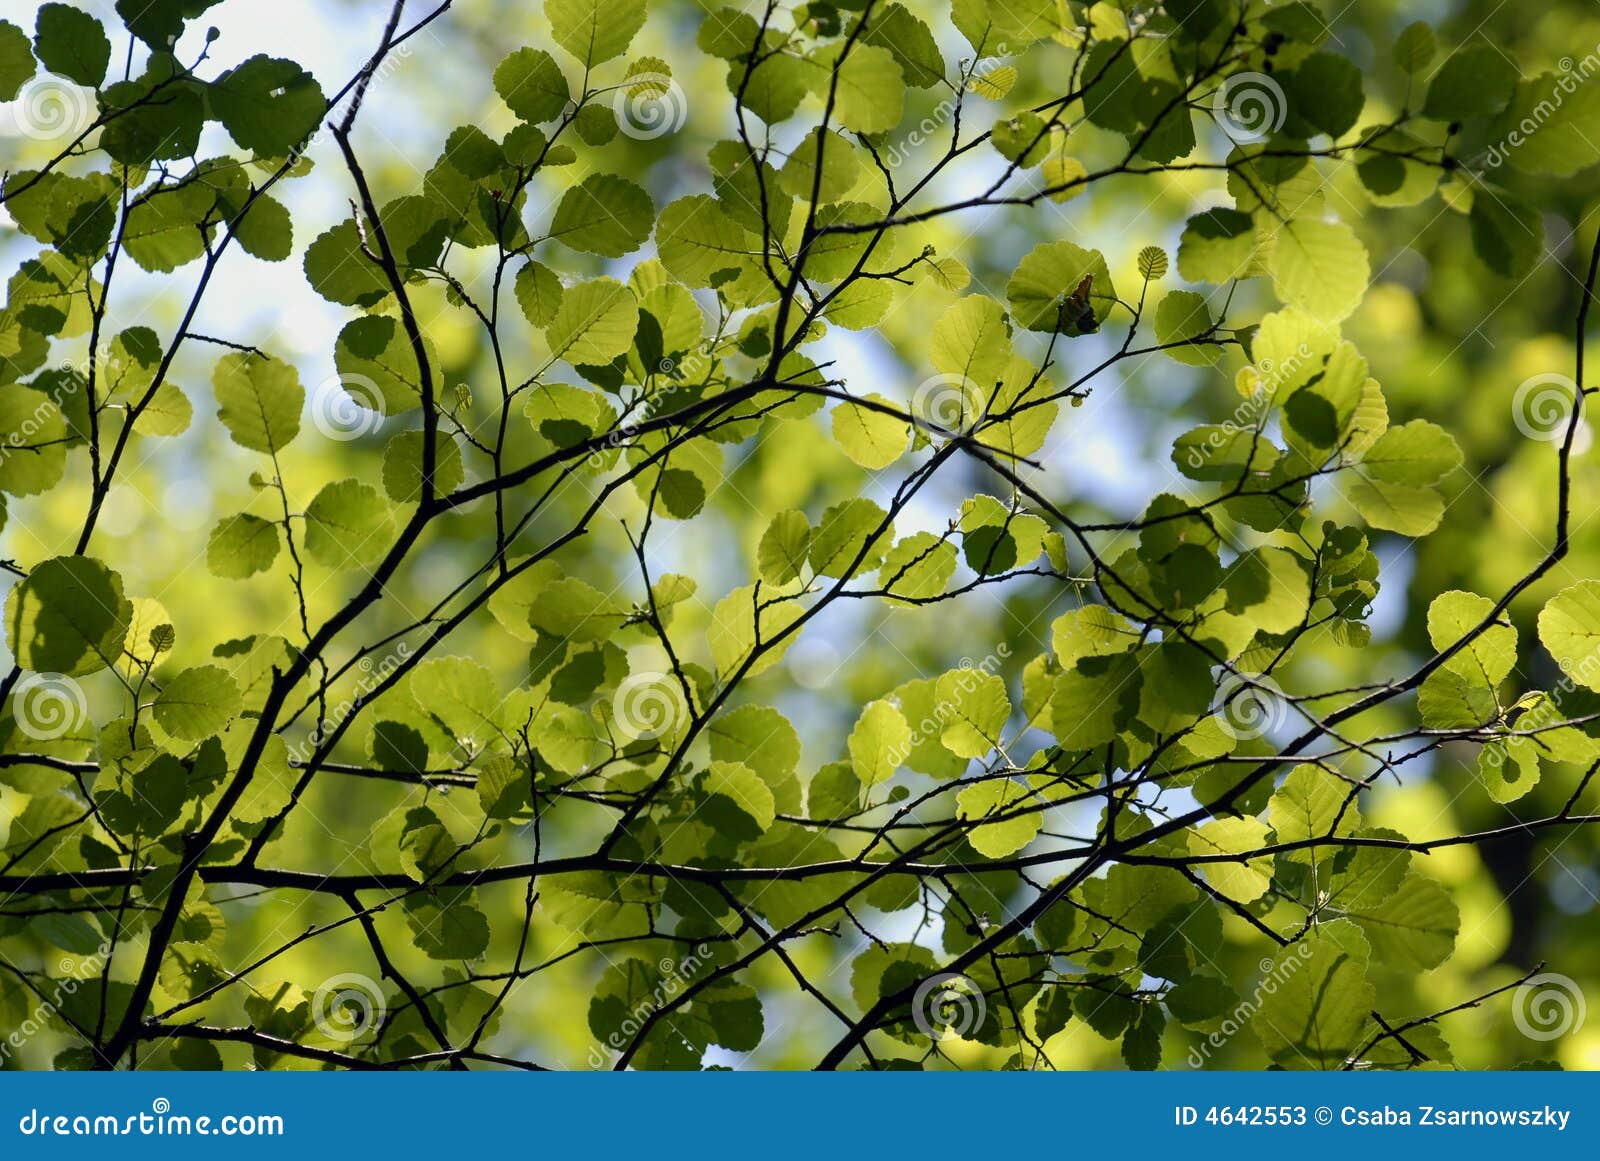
[2,0,1599,1068]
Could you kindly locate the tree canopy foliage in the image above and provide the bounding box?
[1,0,1599,1070]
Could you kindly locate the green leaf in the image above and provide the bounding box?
[1497,74,1600,177]
[34,4,110,88]
[1188,818,1272,903]
[304,479,393,569]
[114,0,222,48]
[848,699,911,786]
[936,668,1009,759]
[124,184,217,273]
[333,315,434,415]
[1177,209,1256,283]
[863,5,944,87]
[544,278,638,366]
[303,220,393,308]
[1478,736,1542,804]
[832,394,909,469]
[1469,192,1543,278]
[1346,477,1444,536]
[0,385,67,495]
[153,665,242,740]
[1269,219,1369,323]
[1395,21,1433,75]
[952,0,1061,50]
[381,430,465,503]
[1250,920,1375,1069]
[1284,53,1364,139]
[1359,419,1461,485]
[494,46,569,122]
[404,891,490,958]
[1539,581,1600,691]
[550,174,654,257]
[212,352,303,454]
[1007,240,1115,332]
[514,260,564,327]
[1340,871,1458,971]
[1427,589,1515,687]
[1422,44,1515,121]
[6,555,131,676]
[702,760,776,832]
[207,514,281,579]
[231,194,293,262]
[1153,290,1218,366]
[757,510,811,585]
[210,55,325,156]
[826,44,904,134]
[0,20,35,100]
[956,777,1038,858]
[545,0,647,65]
[1269,764,1355,865]
[1393,22,1436,75]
